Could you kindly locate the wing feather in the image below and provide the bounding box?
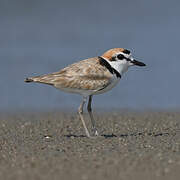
[28,57,113,91]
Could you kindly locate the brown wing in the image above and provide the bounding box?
[27,57,113,91]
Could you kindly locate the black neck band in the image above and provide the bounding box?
[98,56,121,78]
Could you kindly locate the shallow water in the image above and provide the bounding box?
[1,0,180,111]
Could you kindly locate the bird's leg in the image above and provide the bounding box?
[78,97,91,137]
[87,95,99,136]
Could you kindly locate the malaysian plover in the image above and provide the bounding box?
[25,48,146,137]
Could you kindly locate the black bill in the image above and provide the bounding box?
[132,60,146,66]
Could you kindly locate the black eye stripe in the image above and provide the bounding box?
[117,54,125,60]
[111,54,131,61]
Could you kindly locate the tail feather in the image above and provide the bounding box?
[24,76,54,85]
[24,77,34,83]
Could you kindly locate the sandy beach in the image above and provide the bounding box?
[0,111,180,180]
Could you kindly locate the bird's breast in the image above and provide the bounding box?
[93,75,120,95]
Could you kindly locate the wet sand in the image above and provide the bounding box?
[0,111,180,180]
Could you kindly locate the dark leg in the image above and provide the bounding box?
[87,95,99,136]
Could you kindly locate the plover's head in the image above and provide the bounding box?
[101,48,146,75]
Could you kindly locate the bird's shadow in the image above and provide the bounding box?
[102,132,170,138]
[64,132,170,139]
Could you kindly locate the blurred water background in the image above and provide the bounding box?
[0,0,180,111]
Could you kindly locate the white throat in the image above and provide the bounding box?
[102,57,129,75]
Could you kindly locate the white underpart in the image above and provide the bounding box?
[55,74,120,97]
[93,74,120,95]
[55,86,96,97]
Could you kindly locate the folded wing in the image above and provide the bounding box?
[25,57,113,91]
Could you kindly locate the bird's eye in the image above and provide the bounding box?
[117,54,124,60]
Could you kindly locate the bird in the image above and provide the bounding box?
[25,48,146,137]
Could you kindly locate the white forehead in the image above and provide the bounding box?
[116,52,132,58]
